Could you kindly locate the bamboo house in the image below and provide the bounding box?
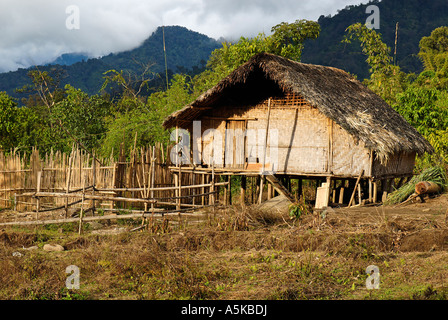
[163,52,434,207]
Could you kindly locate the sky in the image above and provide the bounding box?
[0,0,369,73]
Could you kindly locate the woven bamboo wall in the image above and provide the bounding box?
[372,151,416,178]
[191,92,381,178]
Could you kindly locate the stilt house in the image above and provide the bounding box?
[163,53,433,207]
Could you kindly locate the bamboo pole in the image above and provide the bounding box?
[92,152,96,215]
[241,175,246,206]
[24,192,158,204]
[211,160,215,208]
[201,174,205,206]
[22,182,229,194]
[151,147,155,214]
[177,165,182,211]
[258,98,271,205]
[348,170,364,208]
[36,171,42,218]
[78,173,86,235]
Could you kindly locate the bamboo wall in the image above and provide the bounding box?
[193,92,375,178]
[0,143,212,212]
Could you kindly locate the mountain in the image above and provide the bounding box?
[47,53,90,66]
[1,0,447,100]
[301,0,448,80]
[0,26,222,99]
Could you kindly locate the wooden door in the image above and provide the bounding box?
[225,120,246,169]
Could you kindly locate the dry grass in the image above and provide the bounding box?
[2,200,448,300]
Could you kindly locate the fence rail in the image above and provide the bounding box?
[0,144,226,224]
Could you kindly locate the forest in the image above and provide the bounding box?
[0,16,447,175]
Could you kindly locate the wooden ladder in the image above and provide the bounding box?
[265,175,295,203]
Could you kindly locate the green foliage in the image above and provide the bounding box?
[344,22,448,169]
[0,92,19,150]
[419,26,448,89]
[207,19,320,81]
[385,166,447,205]
[302,0,448,80]
[50,85,111,153]
[0,92,47,152]
[288,196,310,220]
[343,23,409,104]
[270,20,321,61]
[100,74,193,157]
[394,86,448,136]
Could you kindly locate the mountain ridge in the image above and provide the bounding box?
[1,0,448,99]
[301,0,448,79]
[0,26,222,98]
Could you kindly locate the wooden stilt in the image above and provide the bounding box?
[382,179,389,203]
[373,181,378,203]
[339,180,345,204]
[348,170,364,208]
[357,183,362,205]
[228,175,232,205]
[241,175,246,206]
[267,181,273,200]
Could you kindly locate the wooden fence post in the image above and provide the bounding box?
[92,153,96,215]
[65,156,73,218]
[78,173,86,235]
[36,171,42,218]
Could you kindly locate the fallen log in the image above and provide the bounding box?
[415,181,440,195]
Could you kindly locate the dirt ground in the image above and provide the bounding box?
[1,194,448,300]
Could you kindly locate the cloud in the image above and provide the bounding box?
[0,0,367,72]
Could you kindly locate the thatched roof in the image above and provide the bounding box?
[163,52,433,162]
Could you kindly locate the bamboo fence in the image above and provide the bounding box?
[0,143,226,223]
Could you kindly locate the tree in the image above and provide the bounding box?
[196,20,321,97]
[51,85,111,153]
[0,92,19,151]
[343,23,409,104]
[100,74,193,157]
[270,19,321,61]
[418,26,448,89]
[0,92,45,153]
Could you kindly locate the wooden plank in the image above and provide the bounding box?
[348,170,364,208]
[315,182,330,209]
[265,175,295,203]
[258,98,271,204]
[373,181,378,203]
